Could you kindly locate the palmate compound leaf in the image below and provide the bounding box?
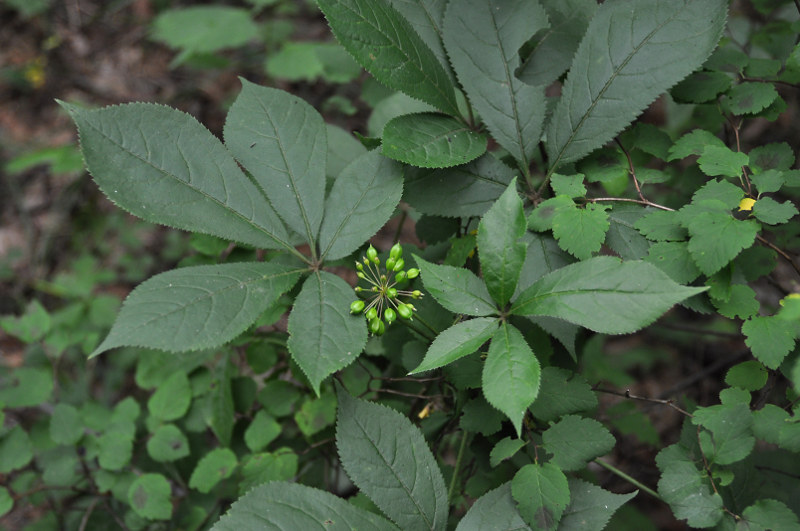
[442,0,547,168]
[317,0,460,117]
[335,386,448,531]
[212,481,400,530]
[318,150,404,261]
[60,101,292,252]
[545,0,727,170]
[287,272,368,395]
[477,180,527,307]
[482,322,541,437]
[382,113,487,168]
[510,256,706,334]
[91,262,302,357]
[224,80,326,248]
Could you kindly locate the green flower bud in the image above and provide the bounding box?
[386,257,396,271]
[355,286,362,293]
[394,271,406,283]
[356,272,365,279]
[390,243,402,260]
[412,290,422,299]
[406,268,419,279]
[356,261,364,271]
[369,317,383,334]
[377,319,386,335]
[392,258,405,272]
[396,303,413,320]
[384,308,396,324]
[350,300,365,314]
[365,307,378,321]
[366,245,378,262]
[387,287,397,298]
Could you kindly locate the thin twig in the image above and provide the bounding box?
[588,197,674,211]
[593,458,661,500]
[615,138,646,203]
[593,386,693,417]
[756,234,800,277]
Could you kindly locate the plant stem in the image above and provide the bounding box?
[593,458,662,500]
[448,431,470,503]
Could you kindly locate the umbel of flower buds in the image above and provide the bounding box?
[349,243,423,336]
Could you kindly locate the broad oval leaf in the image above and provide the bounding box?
[212,481,399,530]
[511,463,570,531]
[92,262,302,357]
[318,0,460,116]
[559,478,636,531]
[335,386,448,531]
[510,256,707,334]
[542,415,615,471]
[411,317,499,374]
[383,113,487,168]
[482,322,541,437]
[456,482,531,531]
[62,101,291,251]
[414,255,497,316]
[545,0,727,169]
[443,0,547,167]
[319,150,404,262]
[225,80,326,247]
[404,153,515,217]
[287,272,368,395]
[477,180,527,306]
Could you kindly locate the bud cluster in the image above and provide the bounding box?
[349,243,423,336]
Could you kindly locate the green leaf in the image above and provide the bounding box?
[671,70,732,103]
[545,0,727,169]
[516,233,575,293]
[749,142,795,173]
[128,473,173,521]
[644,241,701,284]
[0,426,33,473]
[552,203,610,260]
[751,169,785,194]
[779,421,800,452]
[741,499,800,531]
[685,211,759,276]
[62,101,291,251]
[443,0,547,167]
[0,486,12,518]
[92,262,301,356]
[527,195,574,232]
[550,173,586,199]
[415,256,497,316]
[725,82,779,115]
[691,403,754,465]
[456,482,530,531]
[0,367,53,408]
[742,315,797,369]
[543,415,615,471]
[288,272,368,396]
[224,81,326,246]
[482,322,541,437]
[403,153,515,217]
[0,299,51,342]
[335,386,448,531]
[49,403,83,445]
[148,371,191,421]
[238,451,299,493]
[490,437,526,468]
[697,145,749,178]
[382,113,486,168]
[657,460,724,527]
[752,197,798,225]
[559,478,636,531]
[692,180,745,209]
[294,392,337,437]
[317,0,460,116]
[478,181,527,306]
[213,482,400,530]
[711,284,759,320]
[411,317,498,374]
[150,6,259,54]
[605,205,650,260]
[460,396,504,436]
[147,424,190,462]
[512,463,570,531]
[530,367,597,423]
[511,256,706,334]
[725,361,768,392]
[386,0,451,83]
[265,42,361,83]
[209,358,235,446]
[633,210,686,242]
[753,404,787,444]
[319,150,403,261]
[518,0,597,88]
[244,411,281,452]
[190,448,238,494]
[666,128,726,161]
